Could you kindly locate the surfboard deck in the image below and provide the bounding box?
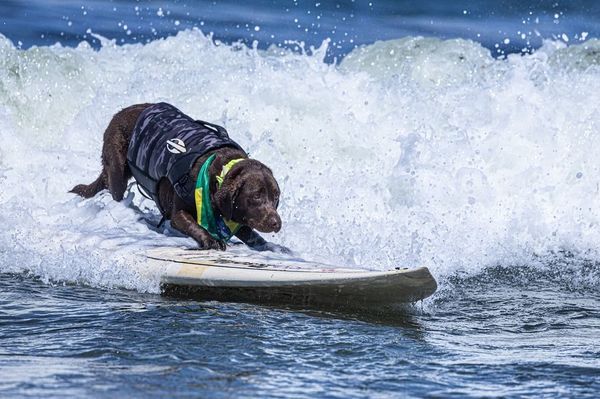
[145,247,437,310]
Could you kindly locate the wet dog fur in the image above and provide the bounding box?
[70,103,286,252]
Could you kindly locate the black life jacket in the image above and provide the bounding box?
[126,102,244,212]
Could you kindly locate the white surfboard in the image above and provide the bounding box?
[145,247,437,310]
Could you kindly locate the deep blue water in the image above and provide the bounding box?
[2,0,600,60]
[2,272,599,398]
[1,1,600,398]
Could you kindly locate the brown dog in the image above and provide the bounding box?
[71,103,288,252]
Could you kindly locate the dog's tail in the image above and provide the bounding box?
[70,172,106,198]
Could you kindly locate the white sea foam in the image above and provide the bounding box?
[1,30,599,292]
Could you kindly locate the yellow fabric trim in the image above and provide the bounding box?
[216,158,245,187]
[225,219,241,234]
[217,158,245,235]
[195,186,203,225]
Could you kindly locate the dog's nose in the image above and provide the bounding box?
[267,215,282,232]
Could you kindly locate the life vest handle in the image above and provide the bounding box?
[195,120,229,137]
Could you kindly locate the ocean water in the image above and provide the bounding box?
[1,1,600,397]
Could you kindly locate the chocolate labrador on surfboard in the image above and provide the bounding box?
[71,102,288,252]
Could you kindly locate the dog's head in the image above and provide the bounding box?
[214,159,282,233]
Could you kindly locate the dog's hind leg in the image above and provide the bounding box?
[102,127,131,202]
[70,172,107,198]
[70,104,150,201]
[103,104,151,201]
[70,111,131,201]
[104,105,152,201]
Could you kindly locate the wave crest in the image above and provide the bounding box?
[1,30,599,292]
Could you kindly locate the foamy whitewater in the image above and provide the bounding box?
[1,30,600,294]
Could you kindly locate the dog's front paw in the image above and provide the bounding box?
[256,242,292,255]
[200,237,226,251]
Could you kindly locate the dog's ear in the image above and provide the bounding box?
[215,165,245,220]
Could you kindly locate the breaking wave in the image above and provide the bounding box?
[1,29,600,293]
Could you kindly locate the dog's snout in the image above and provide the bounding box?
[268,214,282,233]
